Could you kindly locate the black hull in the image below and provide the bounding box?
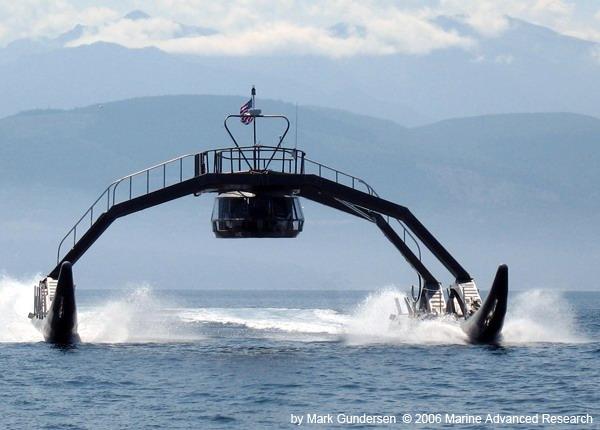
[43,262,80,344]
[462,265,508,344]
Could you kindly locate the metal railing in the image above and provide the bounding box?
[56,153,196,264]
[56,146,422,265]
[303,157,378,196]
[204,146,305,175]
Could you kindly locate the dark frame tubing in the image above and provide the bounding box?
[295,189,437,287]
[224,114,291,171]
[48,172,472,285]
[299,178,472,282]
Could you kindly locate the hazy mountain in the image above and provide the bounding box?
[1,16,599,126]
[1,96,598,292]
[0,10,214,64]
[3,98,599,211]
[124,10,151,21]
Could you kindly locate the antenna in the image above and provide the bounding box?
[252,86,257,147]
[294,103,298,149]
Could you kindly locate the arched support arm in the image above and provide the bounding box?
[298,177,473,283]
[49,177,209,278]
[299,189,439,287]
[50,172,472,286]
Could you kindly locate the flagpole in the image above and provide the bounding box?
[252,86,257,169]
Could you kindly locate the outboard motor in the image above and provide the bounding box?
[212,191,304,238]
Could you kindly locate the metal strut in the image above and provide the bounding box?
[298,192,435,288]
[298,180,473,283]
[223,114,290,171]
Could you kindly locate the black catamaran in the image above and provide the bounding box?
[29,88,508,344]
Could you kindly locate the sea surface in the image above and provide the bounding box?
[0,280,598,429]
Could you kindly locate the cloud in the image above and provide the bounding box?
[494,54,514,64]
[469,53,515,65]
[438,0,574,36]
[561,7,600,43]
[437,0,600,44]
[71,17,183,49]
[439,1,511,36]
[161,23,469,57]
[0,1,119,44]
[67,3,475,57]
[2,0,600,56]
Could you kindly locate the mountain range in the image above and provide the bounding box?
[1,13,600,126]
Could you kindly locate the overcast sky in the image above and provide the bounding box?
[0,0,599,57]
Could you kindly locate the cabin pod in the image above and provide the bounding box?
[211,191,304,238]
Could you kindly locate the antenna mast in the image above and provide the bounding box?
[294,103,298,149]
[252,85,257,148]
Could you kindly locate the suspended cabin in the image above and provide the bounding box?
[211,191,304,238]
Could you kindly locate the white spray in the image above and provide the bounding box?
[344,288,468,345]
[0,274,41,342]
[502,289,586,344]
[0,274,589,345]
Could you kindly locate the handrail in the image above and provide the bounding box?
[56,184,115,265]
[55,146,422,268]
[112,153,197,206]
[213,146,305,174]
[57,153,195,264]
[303,157,378,196]
[303,156,421,260]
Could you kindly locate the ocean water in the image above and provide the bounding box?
[0,277,598,429]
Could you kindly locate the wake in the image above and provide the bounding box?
[343,288,587,345]
[0,274,588,345]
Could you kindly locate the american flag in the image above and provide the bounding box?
[240,98,254,125]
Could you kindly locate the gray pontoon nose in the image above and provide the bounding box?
[462,265,508,344]
[43,261,80,344]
